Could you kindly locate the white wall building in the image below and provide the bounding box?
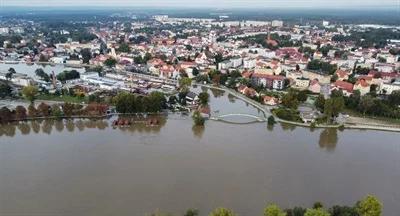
[243,58,257,69]
[272,20,284,27]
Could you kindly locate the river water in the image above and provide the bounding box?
[1,87,400,216]
[0,63,85,76]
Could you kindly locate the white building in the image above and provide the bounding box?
[272,20,284,27]
[218,60,232,70]
[230,57,243,68]
[380,83,400,95]
[0,27,9,35]
[11,27,24,34]
[49,56,67,64]
[243,58,256,69]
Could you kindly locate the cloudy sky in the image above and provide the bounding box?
[0,0,398,8]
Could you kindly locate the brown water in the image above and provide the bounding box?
[1,88,400,216]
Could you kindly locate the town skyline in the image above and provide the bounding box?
[1,0,399,8]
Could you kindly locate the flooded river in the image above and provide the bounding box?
[0,63,85,76]
[1,87,400,216]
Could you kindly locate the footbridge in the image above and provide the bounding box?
[210,113,266,123]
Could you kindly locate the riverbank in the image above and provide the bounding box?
[198,83,400,132]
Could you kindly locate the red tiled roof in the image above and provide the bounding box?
[336,69,349,78]
[333,80,354,92]
[355,79,369,88]
[252,73,285,81]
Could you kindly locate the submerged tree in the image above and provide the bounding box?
[192,110,205,126]
[264,204,286,216]
[209,208,236,216]
[356,195,382,216]
[22,85,39,104]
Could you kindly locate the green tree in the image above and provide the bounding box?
[15,105,27,120]
[56,70,80,82]
[358,95,375,116]
[282,91,300,109]
[117,43,130,53]
[27,103,38,117]
[35,68,50,82]
[179,77,192,92]
[0,82,12,98]
[192,110,205,126]
[22,85,39,104]
[184,209,199,216]
[324,97,344,121]
[144,52,152,62]
[315,95,326,112]
[264,204,286,216]
[297,90,308,102]
[267,115,276,126]
[304,208,330,216]
[5,67,16,80]
[51,104,63,118]
[104,58,117,67]
[198,92,210,106]
[37,102,50,116]
[0,107,12,123]
[209,208,236,216]
[313,202,324,209]
[62,103,75,116]
[81,48,92,64]
[388,90,400,107]
[329,205,358,216]
[356,195,382,216]
[192,67,200,76]
[8,67,16,74]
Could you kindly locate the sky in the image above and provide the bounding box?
[0,0,399,8]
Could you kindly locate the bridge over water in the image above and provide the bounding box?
[210,113,267,123]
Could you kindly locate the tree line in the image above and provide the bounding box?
[0,102,109,124]
[113,91,167,114]
[145,195,381,216]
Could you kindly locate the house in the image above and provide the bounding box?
[238,85,258,98]
[251,73,285,90]
[263,95,280,106]
[335,69,350,81]
[331,80,354,96]
[308,79,321,94]
[159,65,178,79]
[374,63,395,73]
[353,78,370,95]
[293,78,310,90]
[302,70,331,83]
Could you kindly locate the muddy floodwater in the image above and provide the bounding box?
[1,87,400,216]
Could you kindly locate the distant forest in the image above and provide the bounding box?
[1,7,399,25]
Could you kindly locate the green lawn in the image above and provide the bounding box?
[344,108,400,124]
[36,94,88,104]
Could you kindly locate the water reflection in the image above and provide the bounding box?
[0,115,168,137]
[192,125,205,139]
[116,115,166,134]
[267,124,274,132]
[209,88,225,98]
[227,93,236,103]
[319,128,338,152]
[280,123,297,131]
[267,123,338,151]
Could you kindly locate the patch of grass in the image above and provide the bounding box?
[36,94,88,104]
[344,108,400,124]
